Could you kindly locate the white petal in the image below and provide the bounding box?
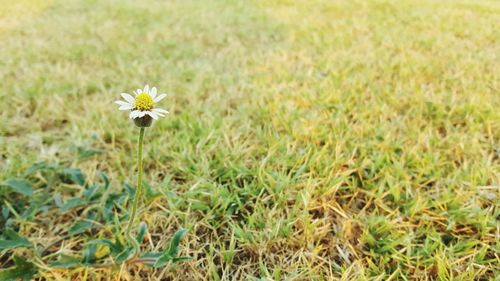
[121,93,135,104]
[152,109,168,117]
[144,85,149,94]
[147,111,159,120]
[137,111,146,118]
[152,109,165,117]
[130,110,141,119]
[150,87,157,99]
[137,88,143,94]
[153,108,169,114]
[135,111,143,119]
[115,100,131,106]
[119,104,134,110]
[154,94,167,103]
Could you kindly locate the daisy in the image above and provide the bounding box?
[115,85,169,126]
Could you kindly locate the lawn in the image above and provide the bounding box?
[0,0,499,280]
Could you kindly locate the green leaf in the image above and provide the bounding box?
[58,197,86,212]
[114,246,134,263]
[138,252,162,267]
[82,243,98,264]
[172,256,192,262]
[53,193,63,208]
[61,168,86,186]
[165,228,187,258]
[68,213,96,236]
[140,252,191,268]
[2,206,9,219]
[48,255,82,269]
[141,252,162,259]
[124,183,135,199]
[142,181,161,200]
[0,229,32,251]
[136,222,147,243]
[152,255,171,268]
[1,179,33,196]
[83,184,100,201]
[76,146,102,160]
[89,239,121,255]
[91,227,136,263]
[99,172,110,190]
[103,192,127,222]
[153,228,188,267]
[0,256,37,281]
[24,162,56,175]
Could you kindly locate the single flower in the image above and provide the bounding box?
[115,85,169,126]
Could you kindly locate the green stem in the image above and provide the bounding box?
[125,127,145,256]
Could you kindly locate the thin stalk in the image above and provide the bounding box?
[125,127,145,256]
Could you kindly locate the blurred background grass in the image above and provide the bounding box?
[0,0,499,280]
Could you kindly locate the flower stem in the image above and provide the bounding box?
[125,127,145,255]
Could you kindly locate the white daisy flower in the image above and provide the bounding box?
[115,85,169,127]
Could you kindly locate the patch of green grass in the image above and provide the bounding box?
[0,0,499,280]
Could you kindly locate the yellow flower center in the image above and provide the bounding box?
[135,93,154,110]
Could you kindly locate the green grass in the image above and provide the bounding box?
[0,0,499,280]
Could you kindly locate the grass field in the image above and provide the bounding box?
[0,0,499,280]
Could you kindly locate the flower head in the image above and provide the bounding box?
[115,85,169,127]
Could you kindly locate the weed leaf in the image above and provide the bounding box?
[0,256,37,281]
[82,243,98,264]
[1,179,33,196]
[61,168,86,186]
[114,246,134,263]
[136,222,148,243]
[24,162,56,175]
[49,255,82,269]
[153,228,188,267]
[0,229,32,251]
[69,213,96,236]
